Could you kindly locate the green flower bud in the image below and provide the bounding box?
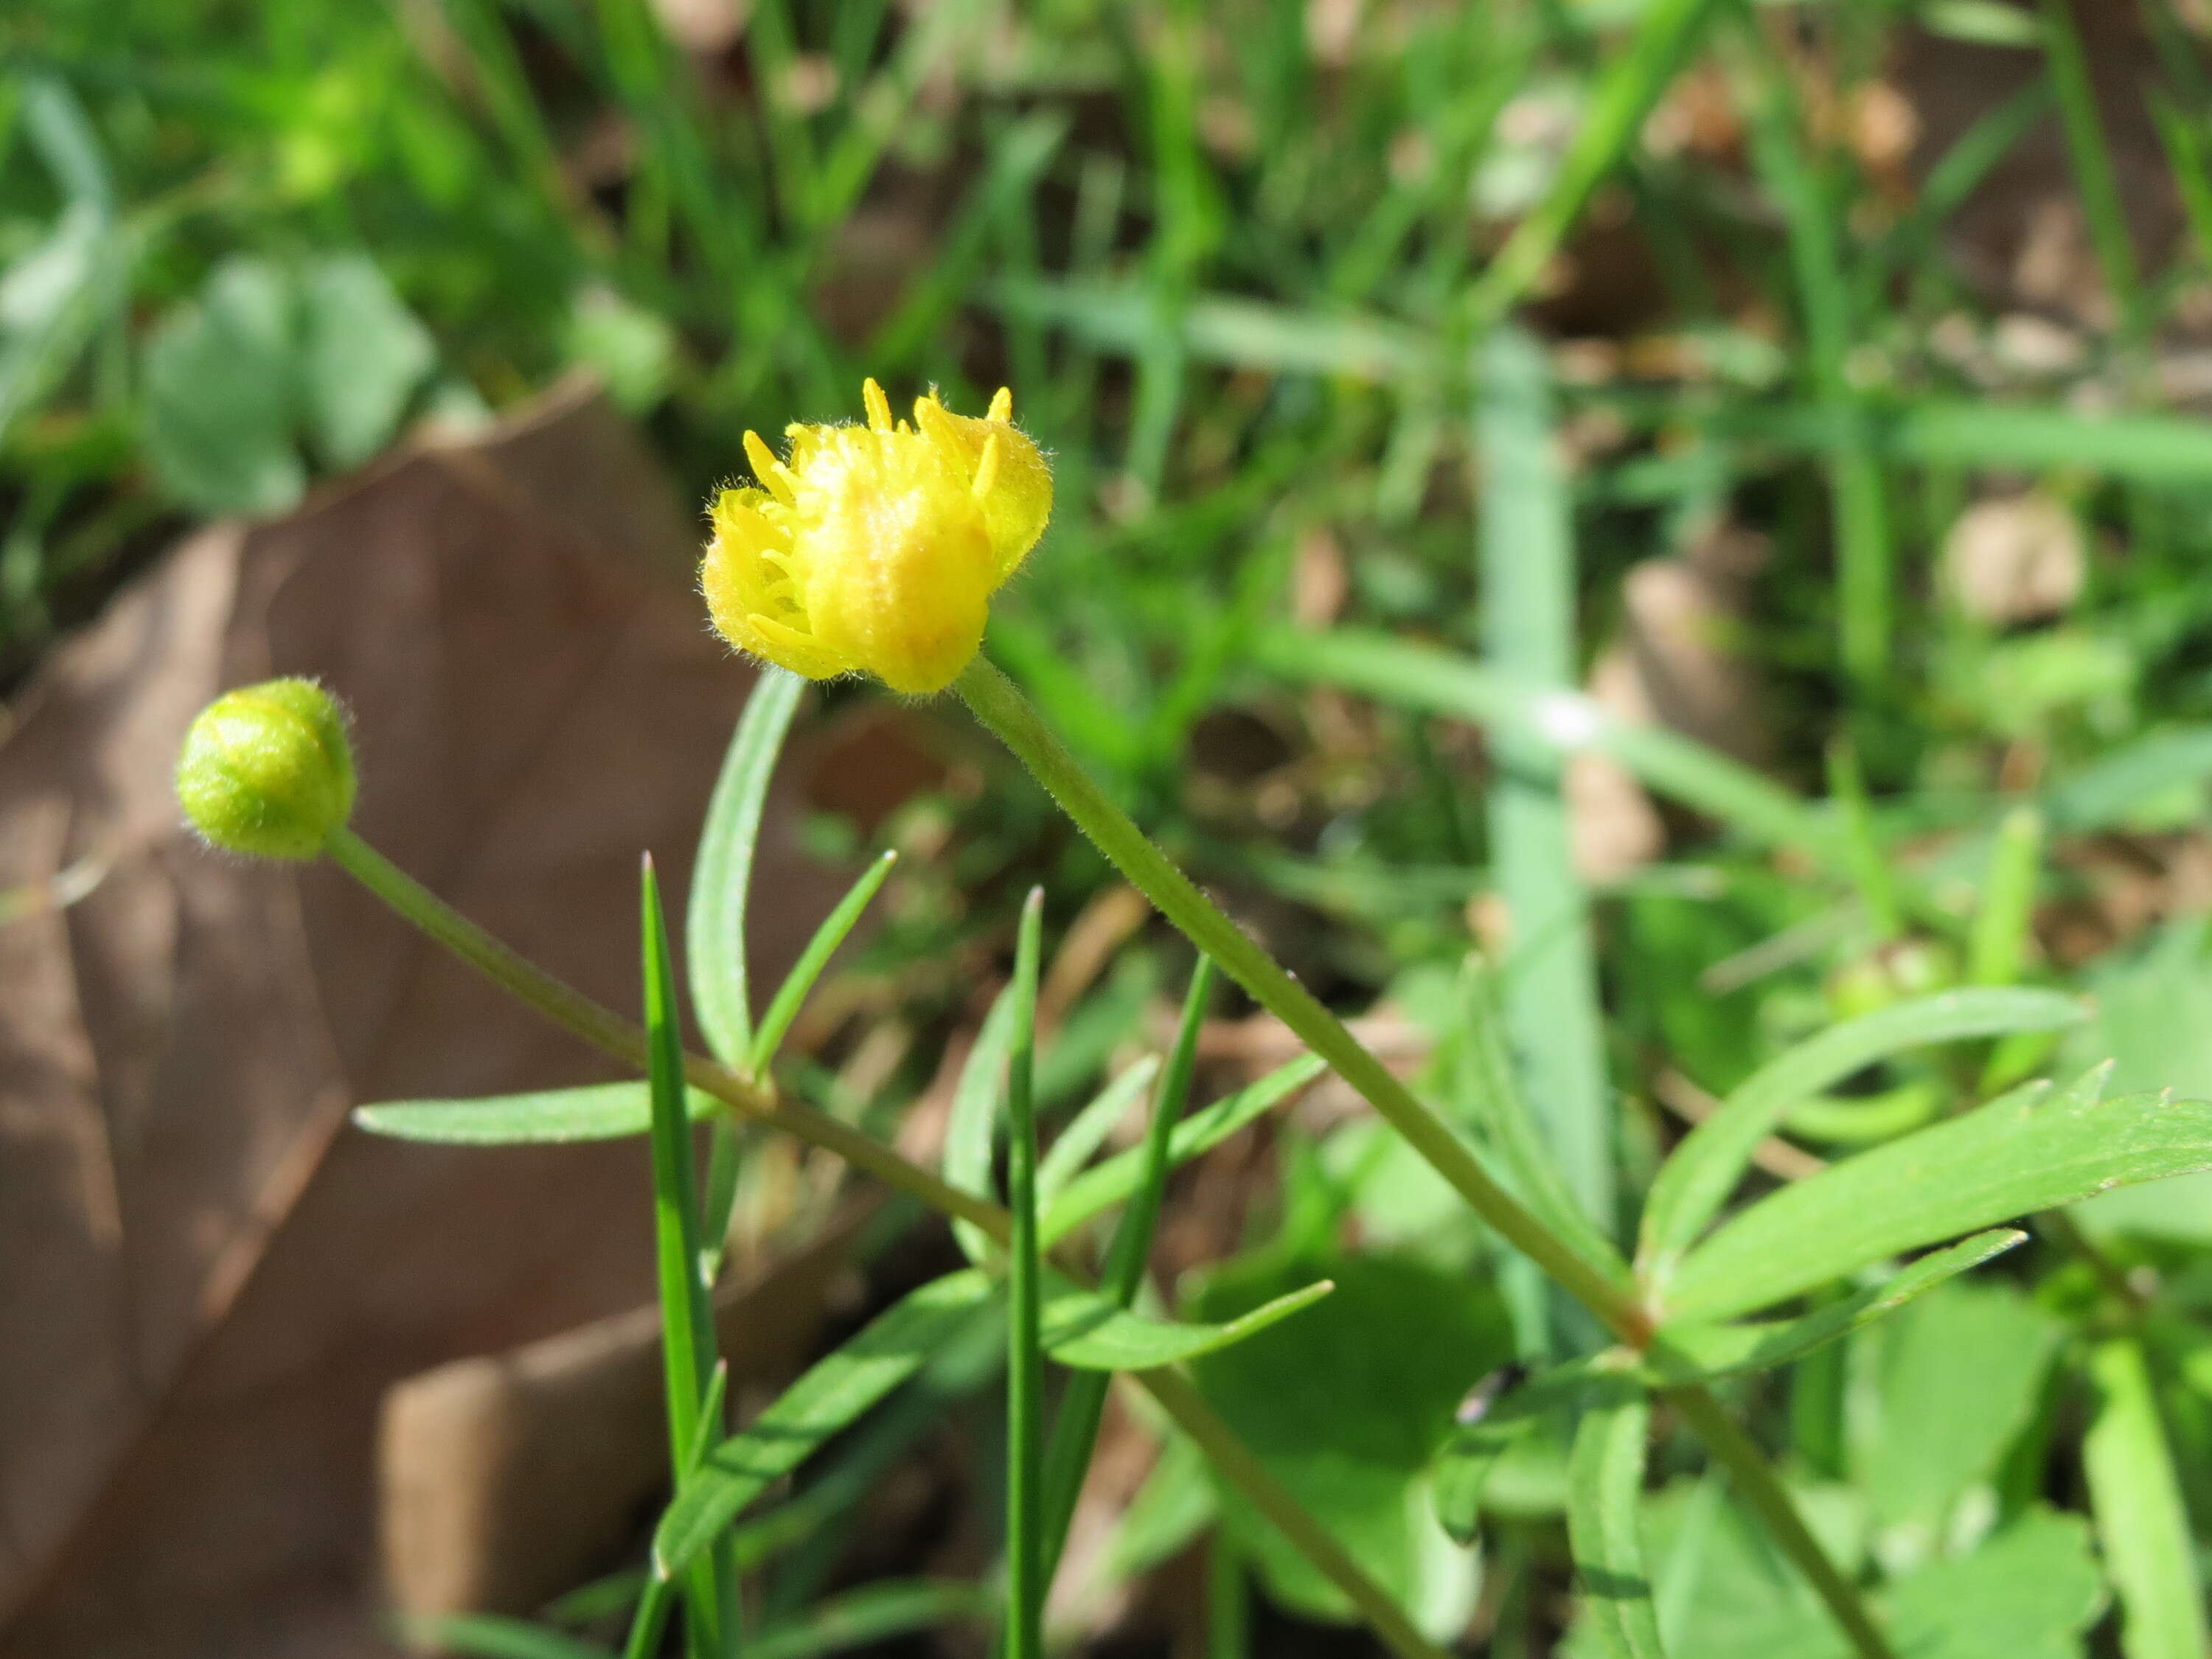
[176,678,357,859]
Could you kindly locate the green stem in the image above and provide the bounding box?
[324,823,1004,1239]
[1005,893,1046,1659]
[321,821,1450,1659]
[1669,1385,1897,1659]
[956,653,1898,1659]
[955,656,1648,1342]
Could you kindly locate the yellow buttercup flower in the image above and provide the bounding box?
[701,379,1052,695]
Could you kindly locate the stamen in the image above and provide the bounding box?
[863,378,894,434]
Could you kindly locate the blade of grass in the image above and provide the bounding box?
[642,855,731,1658]
[1035,1056,1161,1208]
[1465,0,1722,329]
[750,849,898,1075]
[1004,889,1046,1659]
[1731,18,1891,686]
[1826,737,1899,943]
[2083,1336,2210,1659]
[1039,959,1214,1580]
[749,1582,990,1659]
[947,984,1020,1265]
[2037,0,2149,351]
[1478,323,1614,1233]
[688,669,806,1071]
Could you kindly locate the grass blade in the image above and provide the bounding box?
[1466,0,1721,328]
[1638,987,2087,1280]
[2083,1335,2209,1659]
[749,849,898,1075]
[1567,1386,1663,1659]
[654,1270,997,1578]
[687,669,806,1071]
[748,1582,990,1659]
[1664,1065,2212,1320]
[412,1613,611,1659]
[1477,324,1613,1233]
[1004,889,1046,1659]
[353,1082,713,1144]
[2037,0,2148,348]
[1038,960,1211,1579]
[1254,627,1837,866]
[641,855,729,1658]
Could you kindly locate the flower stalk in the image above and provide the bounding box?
[952,653,1899,1659]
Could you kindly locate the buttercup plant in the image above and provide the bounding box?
[175,379,2212,1659]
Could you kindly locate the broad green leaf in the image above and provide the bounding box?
[1662,1064,2212,1321]
[1035,1056,1160,1207]
[1640,988,2087,1279]
[750,849,897,1074]
[1041,1273,1333,1371]
[2082,1336,2208,1659]
[1646,1490,2100,1659]
[1041,1056,1326,1244]
[1190,1251,1513,1639]
[945,982,1019,1265]
[1568,1387,1663,1659]
[352,1082,714,1144]
[300,253,435,468]
[654,1270,995,1577]
[1647,1229,2025,1382]
[1478,325,1614,1231]
[1858,1279,2060,1542]
[142,256,304,514]
[686,669,805,1069]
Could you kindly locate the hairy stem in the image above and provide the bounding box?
[955,653,1898,1659]
[321,822,1453,1659]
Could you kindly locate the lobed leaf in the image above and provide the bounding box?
[1640,987,2086,1279]
[1663,1065,2212,1320]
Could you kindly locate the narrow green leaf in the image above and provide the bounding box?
[945,982,1019,1265]
[352,1082,714,1144]
[1478,324,1613,1231]
[1640,988,2087,1279]
[1040,1056,1326,1245]
[1969,807,2045,989]
[1253,627,1835,866]
[655,1270,995,1578]
[749,849,897,1074]
[2083,1336,2209,1659]
[748,1581,990,1659]
[698,1119,742,1283]
[641,856,727,1658]
[2042,727,2212,832]
[1458,958,1629,1281]
[1043,1274,1335,1371]
[1648,1229,2026,1382]
[1040,960,1212,1581]
[1665,1065,2212,1320]
[1035,1056,1161,1207]
[410,1613,611,1659]
[1568,1387,1664,1659]
[1005,889,1046,1659]
[686,668,805,1069]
